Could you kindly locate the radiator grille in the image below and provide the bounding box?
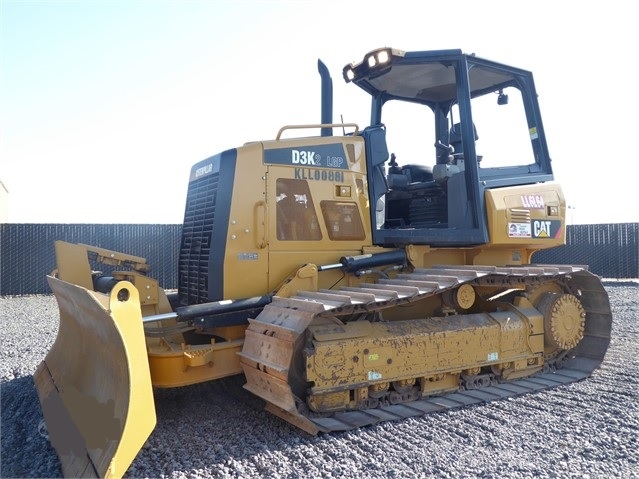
[178,172,218,305]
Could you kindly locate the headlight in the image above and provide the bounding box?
[342,47,405,83]
[377,50,390,64]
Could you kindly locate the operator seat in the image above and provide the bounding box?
[449,122,478,157]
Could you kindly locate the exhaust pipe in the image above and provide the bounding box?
[318,59,333,137]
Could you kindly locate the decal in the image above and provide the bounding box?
[508,222,531,238]
[521,194,544,209]
[292,150,319,165]
[264,144,349,170]
[295,168,345,182]
[529,126,539,140]
[368,353,379,361]
[487,352,499,361]
[368,371,382,381]
[237,252,259,261]
[532,220,562,238]
[190,156,221,181]
[195,163,213,178]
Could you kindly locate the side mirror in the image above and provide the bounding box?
[498,89,509,105]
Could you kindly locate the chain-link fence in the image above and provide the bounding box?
[0,224,181,295]
[1,223,637,296]
[532,223,638,279]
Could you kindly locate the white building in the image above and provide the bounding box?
[0,180,8,223]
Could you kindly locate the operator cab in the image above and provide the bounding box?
[344,48,553,247]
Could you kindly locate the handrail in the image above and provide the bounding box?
[276,123,359,140]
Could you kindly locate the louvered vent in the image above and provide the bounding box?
[509,208,531,223]
[178,172,218,305]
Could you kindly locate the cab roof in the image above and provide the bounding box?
[343,48,530,104]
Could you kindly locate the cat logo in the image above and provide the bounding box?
[532,220,554,238]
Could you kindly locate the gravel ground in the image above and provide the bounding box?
[1,283,638,479]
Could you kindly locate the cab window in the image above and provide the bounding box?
[320,201,365,240]
[276,179,322,241]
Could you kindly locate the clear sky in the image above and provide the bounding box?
[1,0,638,224]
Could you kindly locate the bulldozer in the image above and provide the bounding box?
[34,47,612,478]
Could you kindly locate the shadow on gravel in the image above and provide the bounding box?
[0,376,62,478]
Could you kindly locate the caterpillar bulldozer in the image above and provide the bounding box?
[34,47,612,478]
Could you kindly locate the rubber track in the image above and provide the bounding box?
[240,265,612,434]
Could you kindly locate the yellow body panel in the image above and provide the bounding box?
[222,142,269,299]
[147,339,244,387]
[485,182,566,249]
[219,137,375,296]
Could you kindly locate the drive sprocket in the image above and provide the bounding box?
[537,292,586,351]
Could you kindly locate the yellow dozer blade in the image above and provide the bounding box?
[34,275,156,479]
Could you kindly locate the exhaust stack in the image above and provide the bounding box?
[318,59,333,137]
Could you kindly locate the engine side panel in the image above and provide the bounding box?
[485,182,566,249]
